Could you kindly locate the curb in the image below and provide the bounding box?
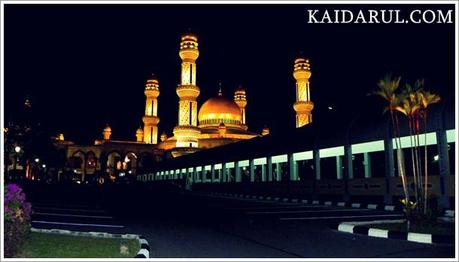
[31,228,150,258]
[203,192,404,212]
[334,221,454,245]
[135,235,150,258]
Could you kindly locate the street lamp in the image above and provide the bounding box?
[34,158,40,163]
[13,146,21,174]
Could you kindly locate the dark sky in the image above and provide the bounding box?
[5,4,456,144]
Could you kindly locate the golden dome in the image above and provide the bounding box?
[198,95,242,127]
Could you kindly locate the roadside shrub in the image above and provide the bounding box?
[4,183,32,257]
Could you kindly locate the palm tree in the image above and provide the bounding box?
[395,88,419,207]
[396,85,423,207]
[419,89,441,214]
[373,75,409,205]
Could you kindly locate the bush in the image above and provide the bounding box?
[4,183,32,257]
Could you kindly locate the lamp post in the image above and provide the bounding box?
[13,146,21,173]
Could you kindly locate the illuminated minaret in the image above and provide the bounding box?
[136,127,144,142]
[173,33,201,148]
[234,85,248,130]
[293,57,314,128]
[143,75,160,144]
[103,125,112,140]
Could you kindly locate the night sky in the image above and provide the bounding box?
[5,4,455,144]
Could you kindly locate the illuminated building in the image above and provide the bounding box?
[143,75,160,144]
[58,33,275,181]
[293,57,314,128]
[63,125,162,183]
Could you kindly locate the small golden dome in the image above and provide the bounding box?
[136,127,144,134]
[198,96,242,127]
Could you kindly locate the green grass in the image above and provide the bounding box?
[17,232,140,258]
[370,222,454,235]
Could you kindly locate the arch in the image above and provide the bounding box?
[106,151,122,181]
[70,151,86,181]
[85,151,98,176]
[123,152,138,176]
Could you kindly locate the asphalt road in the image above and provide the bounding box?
[118,191,454,258]
[27,183,455,258]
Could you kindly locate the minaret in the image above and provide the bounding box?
[143,74,160,144]
[103,125,112,140]
[234,85,248,130]
[293,57,314,128]
[136,127,144,142]
[173,33,201,149]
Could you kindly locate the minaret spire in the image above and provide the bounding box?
[234,85,248,130]
[142,74,160,144]
[293,57,314,128]
[173,32,201,150]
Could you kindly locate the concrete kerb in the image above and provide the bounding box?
[202,192,403,213]
[135,236,150,258]
[31,228,150,258]
[333,220,454,245]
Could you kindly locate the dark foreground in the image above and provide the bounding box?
[21,181,455,258]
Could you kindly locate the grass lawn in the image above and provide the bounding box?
[370,222,454,235]
[17,232,140,258]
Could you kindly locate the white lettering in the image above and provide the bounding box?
[410,10,422,24]
[437,10,453,23]
[381,10,393,24]
[368,10,380,23]
[308,10,320,23]
[394,10,405,23]
[355,10,367,23]
[341,10,354,23]
[321,10,332,23]
[423,10,436,23]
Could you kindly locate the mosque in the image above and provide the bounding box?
[58,33,313,182]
